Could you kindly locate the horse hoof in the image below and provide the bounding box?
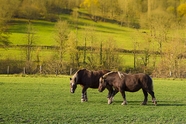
[81,98,88,102]
[108,100,112,104]
[154,101,157,106]
[141,102,147,105]
[121,102,127,105]
[81,99,85,102]
[107,98,113,104]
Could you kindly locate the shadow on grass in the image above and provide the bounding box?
[0,82,5,85]
[102,100,186,106]
[155,101,186,106]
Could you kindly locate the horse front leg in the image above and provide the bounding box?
[106,85,113,99]
[106,86,119,104]
[120,90,127,105]
[84,91,88,101]
[81,87,88,102]
[108,90,119,104]
[106,85,114,104]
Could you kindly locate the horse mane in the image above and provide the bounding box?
[102,71,124,79]
[72,70,79,84]
[117,71,124,79]
[102,71,113,78]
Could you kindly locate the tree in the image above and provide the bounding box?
[118,0,141,27]
[102,37,122,70]
[67,31,81,69]
[177,3,186,17]
[24,20,37,74]
[132,29,155,73]
[149,11,173,58]
[80,0,99,21]
[54,20,69,73]
[0,0,20,46]
[83,25,97,68]
[16,0,47,19]
[71,8,79,32]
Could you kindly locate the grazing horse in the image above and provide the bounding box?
[70,69,111,102]
[98,71,157,105]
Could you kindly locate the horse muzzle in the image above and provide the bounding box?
[98,88,103,92]
[70,88,75,93]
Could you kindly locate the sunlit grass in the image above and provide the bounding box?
[8,15,145,50]
[0,76,186,123]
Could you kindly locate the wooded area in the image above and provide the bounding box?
[0,0,186,78]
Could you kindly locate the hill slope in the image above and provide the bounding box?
[8,14,146,50]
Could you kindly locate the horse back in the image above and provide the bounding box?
[123,73,152,92]
[136,73,153,89]
[78,69,109,88]
[89,70,110,88]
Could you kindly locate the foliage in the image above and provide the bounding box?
[0,0,20,46]
[0,77,186,123]
[177,3,186,17]
[67,31,81,69]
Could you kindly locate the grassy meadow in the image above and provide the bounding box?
[8,15,138,48]
[0,76,186,123]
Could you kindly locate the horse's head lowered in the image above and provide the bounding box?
[70,72,78,93]
[98,76,107,92]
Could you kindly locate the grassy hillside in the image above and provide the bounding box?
[3,12,185,75]
[8,14,145,50]
[0,13,147,69]
[9,19,56,46]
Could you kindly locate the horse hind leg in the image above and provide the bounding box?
[142,89,148,105]
[148,90,157,105]
[152,97,157,105]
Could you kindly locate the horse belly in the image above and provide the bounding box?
[89,81,99,88]
[125,84,141,92]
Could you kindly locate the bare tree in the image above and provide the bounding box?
[54,20,69,74]
[102,37,122,70]
[67,31,81,69]
[149,11,173,58]
[24,20,37,74]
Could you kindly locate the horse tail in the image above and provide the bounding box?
[149,75,154,91]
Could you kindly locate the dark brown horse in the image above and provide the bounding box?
[98,71,157,105]
[70,69,111,102]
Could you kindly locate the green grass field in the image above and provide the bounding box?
[0,76,186,123]
[8,15,147,49]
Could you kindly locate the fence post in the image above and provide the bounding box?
[7,66,10,74]
[40,65,42,74]
[23,67,26,75]
[70,68,72,75]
